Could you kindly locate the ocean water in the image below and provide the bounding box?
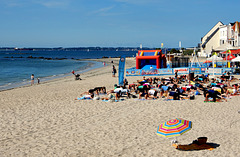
[0,50,137,91]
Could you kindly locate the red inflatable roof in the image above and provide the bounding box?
[221,49,240,54]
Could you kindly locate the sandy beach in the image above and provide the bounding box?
[0,57,240,157]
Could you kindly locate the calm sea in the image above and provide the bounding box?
[0,50,137,91]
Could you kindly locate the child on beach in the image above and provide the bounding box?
[112,65,117,77]
[31,74,34,85]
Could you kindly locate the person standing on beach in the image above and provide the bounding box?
[112,65,117,77]
[175,70,178,80]
[31,74,34,85]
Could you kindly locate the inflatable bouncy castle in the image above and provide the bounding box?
[136,50,167,69]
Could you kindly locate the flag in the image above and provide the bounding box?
[161,43,164,48]
[118,56,126,86]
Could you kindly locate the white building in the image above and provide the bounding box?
[199,21,240,57]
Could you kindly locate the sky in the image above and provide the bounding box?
[0,0,239,48]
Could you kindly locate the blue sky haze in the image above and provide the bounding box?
[0,0,239,48]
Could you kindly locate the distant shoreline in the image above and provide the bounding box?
[0,47,147,52]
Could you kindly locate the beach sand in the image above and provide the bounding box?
[0,57,240,157]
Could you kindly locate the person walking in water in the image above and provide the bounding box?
[112,65,117,77]
[31,74,34,85]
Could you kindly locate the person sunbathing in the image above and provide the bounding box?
[75,92,94,100]
[101,90,120,101]
[79,89,95,96]
[94,86,106,95]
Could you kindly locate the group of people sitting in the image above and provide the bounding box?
[75,72,240,102]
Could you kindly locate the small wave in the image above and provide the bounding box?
[0,83,11,87]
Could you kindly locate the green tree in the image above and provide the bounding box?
[183,49,193,55]
[170,48,180,54]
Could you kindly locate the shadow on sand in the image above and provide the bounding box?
[172,137,220,151]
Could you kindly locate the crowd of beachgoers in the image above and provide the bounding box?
[76,71,240,103]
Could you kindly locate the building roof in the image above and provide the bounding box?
[201,21,223,41]
[201,21,223,48]
[232,21,240,32]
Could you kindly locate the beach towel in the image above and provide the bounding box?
[163,99,186,101]
[102,99,109,102]
[135,99,147,101]
[102,99,125,102]
[163,99,174,101]
[76,96,92,100]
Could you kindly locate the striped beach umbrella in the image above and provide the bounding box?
[157,118,192,137]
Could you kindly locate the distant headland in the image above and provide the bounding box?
[0,47,156,52]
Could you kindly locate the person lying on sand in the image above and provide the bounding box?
[94,86,106,95]
[101,90,120,101]
[75,93,94,100]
